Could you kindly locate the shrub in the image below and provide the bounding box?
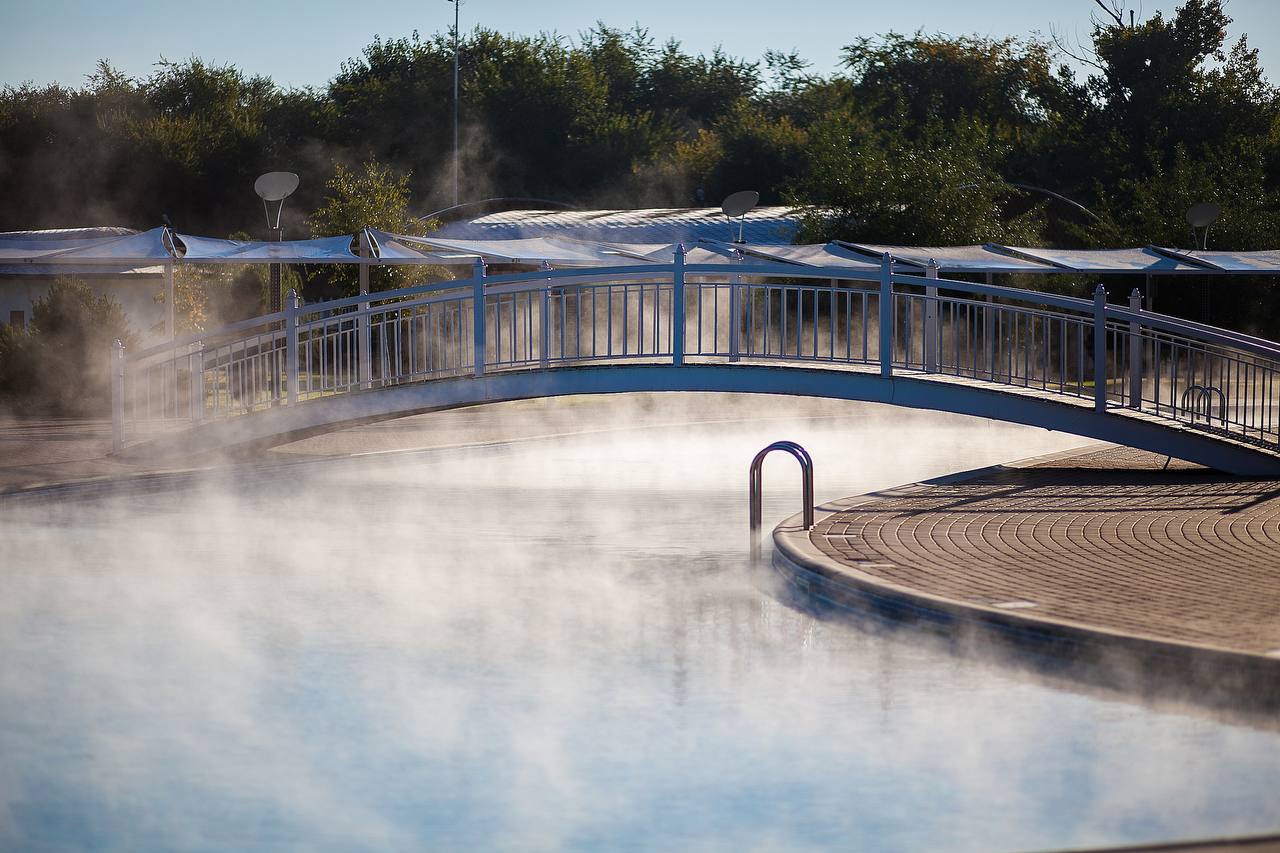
[0,277,135,416]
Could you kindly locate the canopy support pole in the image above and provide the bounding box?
[164,263,175,339]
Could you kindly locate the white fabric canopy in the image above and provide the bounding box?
[390,233,656,267]
[1153,248,1280,273]
[845,243,1057,273]
[733,242,878,270]
[0,227,174,264]
[997,246,1209,273]
[176,234,358,262]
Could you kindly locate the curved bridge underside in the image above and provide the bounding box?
[124,363,1280,476]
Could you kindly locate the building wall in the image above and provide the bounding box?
[0,274,167,342]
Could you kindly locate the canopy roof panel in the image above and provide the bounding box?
[716,241,879,270]
[997,245,1208,273]
[0,227,173,264]
[843,243,1057,272]
[397,234,658,267]
[434,206,802,245]
[1154,248,1280,272]
[176,234,358,261]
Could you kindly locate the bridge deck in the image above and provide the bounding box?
[792,444,1280,658]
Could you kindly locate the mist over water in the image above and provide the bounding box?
[2,399,1279,851]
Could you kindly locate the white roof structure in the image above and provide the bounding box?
[997,245,1211,273]
[433,207,803,245]
[846,243,1056,273]
[3,224,1277,278]
[175,233,359,262]
[0,227,166,275]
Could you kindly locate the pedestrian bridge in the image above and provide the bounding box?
[114,251,1280,475]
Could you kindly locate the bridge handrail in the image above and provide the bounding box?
[127,259,1280,374]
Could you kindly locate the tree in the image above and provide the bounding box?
[0,278,135,416]
[308,160,443,295]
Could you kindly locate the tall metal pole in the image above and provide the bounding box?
[452,0,460,207]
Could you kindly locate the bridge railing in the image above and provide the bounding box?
[111,249,1280,455]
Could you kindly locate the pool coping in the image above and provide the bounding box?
[770,446,1280,709]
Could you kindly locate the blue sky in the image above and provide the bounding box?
[2,0,1277,89]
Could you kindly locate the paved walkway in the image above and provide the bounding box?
[805,445,1280,658]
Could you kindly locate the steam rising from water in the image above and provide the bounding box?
[2,398,1278,851]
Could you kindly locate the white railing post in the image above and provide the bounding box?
[111,339,125,452]
[672,244,686,365]
[879,253,893,377]
[472,258,487,377]
[286,289,300,405]
[924,259,939,373]
[357,230,373,390]
[539,260,552,367]
[1128,288,1143,409]
[1093,284,1108,412]
[189,341,204,422]
[984,274,995,379]
[728,249,742,362]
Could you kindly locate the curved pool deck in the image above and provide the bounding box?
[773,444,1280,708]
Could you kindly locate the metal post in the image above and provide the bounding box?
[924,259,939,373]
[1093,284,1108,412]
[879,253,893,377]
[111,339,125,453]
[189,341,204,422]
[539,260,551,367]
[728,249,742,362]
[164,263,176,339]
[672,244,686,365]
[984,273,995,379]
[1128,288,1143,409]
[357,230,372,389]
[286,289,300,405]
[472,258,486,377]
[452,0,460,207]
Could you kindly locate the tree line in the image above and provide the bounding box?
[1,0,1278,327]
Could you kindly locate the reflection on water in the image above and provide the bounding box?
[1,403,1278,852]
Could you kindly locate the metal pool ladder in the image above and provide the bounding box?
[749,441,815,557]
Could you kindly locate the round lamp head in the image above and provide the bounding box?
[720,190,759,219]
[254,171,300,202]
[1186,202,1221,229]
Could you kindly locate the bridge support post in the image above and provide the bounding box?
[1128,288,1143,409]
[357,230,373,390]
[1094,284,1108,412]
[472,258,487,377]
[286,289,300,405]
[924,259,939,373]
[728,250,741,362]
[984,274,995,379]
[111,339,125,453]
[672,244,686,366]
[879,253,893,377]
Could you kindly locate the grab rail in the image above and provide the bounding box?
[749,440,815,536]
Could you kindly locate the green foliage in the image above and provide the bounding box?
[0,278,135,416]
[794,117,1044,246]
[0,0,1278,326]
[308,161,443,295]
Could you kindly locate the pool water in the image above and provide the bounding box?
[2,401,1278,851]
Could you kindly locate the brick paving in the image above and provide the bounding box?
[810,445,1280,657]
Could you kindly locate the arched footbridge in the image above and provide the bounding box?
[114,250,1280,475]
